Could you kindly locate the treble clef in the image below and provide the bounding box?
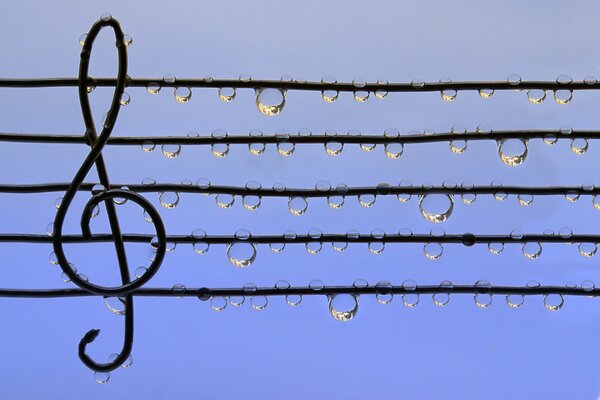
[52,16,166,373]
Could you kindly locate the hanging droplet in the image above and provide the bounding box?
[332,241,348,252]
[439,78,457,102]
[134,266,147,278]
[397,181,412,203]
[228,295,245,307]
[375,281,393,304]
[491,180,508,201]
[401,279,419,308]
[79,33,87,46]
[522,242,542,259]
[256,88,286,116]
[375,79,388,99]
[327,183,347,209]
[104,297,126,315]
[554,75,573,104]
[276,132,295,156]
[544,294,564,311]
[527,89,546,104]
[174,87,192,103]
[570,138,588,155]
[368,229,385,254]
[192,229,209,254]
[108,353,133,368]
[306,228,323,254]
[120,91,131,106]
[433,281,453,307]
[270,242,285,253]
[141,140,155,153]
[450,125,467,154]
[122,33,133,47]
[424,243,443,260]
[474,280,493,309]
[226,242,257,268]
[418,194,454,223]
[288,197,308,216]
[497,139,528,166]
[578,242,597,257]
[328,294,359,322]
[517,194,534,206]
[210,297,228,311]
[251,296,268,311]
[324,129,343,156]
[593,195,600,211]
[242,181,262,211]
[215,194,235,209]
[506,294,524,309]
[478,88,494,99]
[161,144,181,158]
[248,129,266,156]
[358,194,376,208]
[321,75,338,102]
[460,181,476,204]
[158,192,180,209]
[211,129,230,157]
[146,82,161,94]
[488,242,504,255]
[94,371,110,384]
[218,87,236,102]
[352,78,369,102]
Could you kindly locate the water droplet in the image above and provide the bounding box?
[146,82,161,94]
[306,228,323,254]
[411,79,425,88]
[104,297,126,315]
[424,243,443,260]
[321,75,338,102]
[134,266,147,278]
[439,78,457,102]
[517,194,534,206]
[570,138,588,155]
[328,294,359,322]
[353,279,369,288]
[270,242,285,253]
[433,281,453,307]
[375,281,393,304]
[474,280,492,309]
[593,195,600,211]
[507,73,521,86]
[375,79,388,99]
[141,140,155,153]
[352,78,369,102]
[159,192,179,209]
[559,227,573,239]
[276,133,295,156]
[286,294,302,306]
[324,129,343,156]
[584,75,597,85]
[544,294,564,311]
[522,242,542,259]
[506,294,524,309]
[214,193,234,209]
[122,34,133,47]
[553,89,572,104]
[419,194,454,223]
[120,92,130,106]
[161,144,181,158]
[94,371,110,384]
[401,279,419,308]
[488,242,504,255]
[78,33,87,46]
[368,229,385,254]
[395,181,412,203]
[210,297,227,311]
[211,129,230,157]
[49,251,59,266]
[459,181,476,204]
[108,353,133,368]
[226,242,256,268]
[332,241,348,252]
[174,87,192,103]
[478,88,494,99]
[172,284,186,299]
[242,181,262,211]
[229,295,245,307]
[498,139,528,166]
[578,242,597,257]
[491,180,508,201]
[582,280,595,292]
[327,183,347,209]
[256,88,286,116]
[192,228,210,255]
[288,197,308,216]
[449,125,467,154]
[100,12,112,21]
[251,295,268,311]
[218,87,236,102]
[248,129,265,155]
[358,194,376,208]
[309,280,324,291]
[527,89,546,104]
[45,222,54,237]
[163,74,175,84]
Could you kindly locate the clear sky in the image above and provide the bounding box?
[2,1,600,399]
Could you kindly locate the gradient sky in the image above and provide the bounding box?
[2,1,600,399]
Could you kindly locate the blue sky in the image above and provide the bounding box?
[2,1,600,398]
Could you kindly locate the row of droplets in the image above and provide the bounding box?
[131,178,600,220]
[139,127,590,162]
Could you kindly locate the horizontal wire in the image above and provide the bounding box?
[0,78,598,92]
[1,183,599,196]
[1,233,596,244]
[1,130,599,145]
[0,284,595,298]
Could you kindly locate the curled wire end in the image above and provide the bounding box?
[82,328,101,343]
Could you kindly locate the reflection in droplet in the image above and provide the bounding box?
[578,242,597,257]
[210,297,228,311]
[424,243,443,260]
[141,140,155,153]
[498,139,528,166]
[161,144,181,158]
[229,295,245,307]
[353,279,369,288]
[527,89,546,104]
[439,78,457,102]
[321,75,338,102]
[522,242,542,259]
[478,88,494,99]
[328,294,359,322]
[544,294,564,311]
[460,181,476,204]
[146,82,161,94]
[286,294,302,307]
[450,125,467,154]
[570,138,588,155]
[288,197,308,216]
[506,294,524,309]
[174,87,192,103]
[553,90,572,104]
[565,191,579,202]
[214,193,234,209]
[517,194,534,206]
[251,296,268,311]
[419,194,454,223]
[78,33,87,46]
[358,194,376,208]
[544,134,558,146]
[218,87,236,102]
[159,192,180,209]
[368,229,385,255]
[488,242,504,255]
[248,129,265,155]
[226,242,257,268]
[352,78,369,102]
[256,88,286,116]
[120,92,130,106]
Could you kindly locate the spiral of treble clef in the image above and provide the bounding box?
[51,16,167,373]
